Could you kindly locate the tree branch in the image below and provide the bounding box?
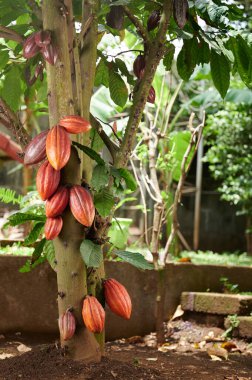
[122,6,149,44]
[0,97,31,150]
[89,114,119,163]
[0,25,24,44]
[27,0,42,22]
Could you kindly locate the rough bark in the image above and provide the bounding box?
[42,0,101,362]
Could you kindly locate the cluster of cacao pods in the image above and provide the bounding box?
[24,116,93,240]
[23,30,58,65]
[133,55,155,104]
[82,278,132,334]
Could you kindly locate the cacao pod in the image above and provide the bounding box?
[23,33,40,59]
[36,160,60,201]
[106,6,124,30]
[147,86,156,104]
[58,310,76,341]
[45,186,69,217]
[104,278,132,320]
[34,30,51,47]
[82,296,105,334]
[44,216,63,240]
[133,55,145,79]
[24,129,49,166]
[59,115,91,134]
[41,42,58,65]
[173,0,189,29]
[69,185,95,227]
[46,125,71,170]
[147,10,161,31]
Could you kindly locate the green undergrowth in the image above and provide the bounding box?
[177,250,252,267]
[0,243,34,256]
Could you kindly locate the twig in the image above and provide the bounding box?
[104,49,144,58]
[0,97,31,149]
[0,25,24,44]
[89,114,119,163]
[122,6,149,44]
[95,117,122,143]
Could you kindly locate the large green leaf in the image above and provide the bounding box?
[95,58,109,87]
[43,240,56,271]
[0,50,9,70]
[229,36,252,89]
[19,238,47,273]
[116,168,137,191]
[115,250,154,270]
[210,50,230,98]
[72,142,105,165]
[80,239,103,268]
[91,164,110,191]
[1,65,22,111]
[177,38,198,81]
[8,212,46,226]
[94,189,114,217]
[163,44,175,71]
[109,69,128,107]
[169,131,194,181]
[24,222,44,245]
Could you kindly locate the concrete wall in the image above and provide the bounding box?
[0,256,252,340]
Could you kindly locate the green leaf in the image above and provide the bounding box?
[94,189,114,217]
[72,141,105,165]
[91,164,110,191]
[177,38,198,81]
[109,69,128,107]
[0,187,23,205]
[24,222,44,245]
[163,44,175,71]
[115,58,135,85]
[1,65,22,111]
[229,36,252,88]
[115,250,154,270]
[117,168,137,191]
[80,239,103,268]
[210,50,230,98]
[169,131,194,181]
[8,212,46,226]
[0,50,9,70]
[95,58,109,87]
[43,240,56,271]
[19,238,47,273]
[31,238,46,264]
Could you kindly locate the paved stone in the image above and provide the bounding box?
[225,316,252,338]
[181,292,252,315]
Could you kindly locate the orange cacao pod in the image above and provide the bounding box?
[104,278,132,320]
[44,216,63,240]
[82,296,105,333]
[36,160,60,201]
[58,310,76,341]
[147,86,155,104]
[45,186,69,217]
[24,130,49,166]
[46,125,71,170]
[59,115,91,134]
[173,0,189,29]
[69,185,95,227]
[23,33,40,59]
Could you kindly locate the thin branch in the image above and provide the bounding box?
[104,49,144,58]
[78,15,94,46]
[95,117,122,143]
[122,6,149,44]
[89,114,119,163]
[0,25,24,44]
[0,97,31,150]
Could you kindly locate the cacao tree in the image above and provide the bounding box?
[0,0,251,362]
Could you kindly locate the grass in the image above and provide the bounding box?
[176,250,252,267]
[0,244,34,256]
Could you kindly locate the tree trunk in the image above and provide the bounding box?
[155,269,166,345]
[42,0,101,362]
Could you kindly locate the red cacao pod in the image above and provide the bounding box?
[173,0,189,29]
[46,125,71,170]
[147,10,161,31]
[45,186,69,218]
[82,296,105,333]
[147,86,156,104]
[133,55,145,79]
[44,216,63,240]
[34,30,51,47]
[58,310,76,341]
[41,42,58,65]
[106,6,124,30]
[24,130,49,166]
[36,160,60,201]
[104,278,132,320]
[23,33,40,59]
[59,115,91,134]
[69,185,95,227]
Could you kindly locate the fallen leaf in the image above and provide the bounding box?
[111,371,118,378]
[17,344,32,353]
[178,257,191,263]
[146,358,158,361]
[125,336,144,344]
[221,341,237,352]
[0,353,14,359]
[207,345,228,360]
[210,355,222,361]
[158,344,178,352]
[170,305,184,321]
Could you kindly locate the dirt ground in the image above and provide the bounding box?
[0,320,252,380]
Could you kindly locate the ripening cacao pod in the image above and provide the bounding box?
[106,6,124,30]
[45,186,69,218]
[24,129,49,166]
[173,0,189,29]
[44,216,63,240]
[104,278,132,320]
[133,55,145,79]
[82,296,105,333]
[36,161,60,201]
[46,125,71,170]
[147,86,156,104]
[23,33,40,59]
[147,10,161,31]
[41,42,58,65]
[34,30,51,47]
[69,185,95,227]
[58,310,76,341]
[59,115,91,134]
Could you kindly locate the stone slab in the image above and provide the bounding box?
[181,292,252,316]
[225,316,252,338]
